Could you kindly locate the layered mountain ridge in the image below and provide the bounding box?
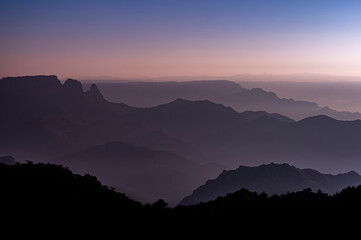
[87,80,361,121]
[3,75,361,204]
[181,163,361,205]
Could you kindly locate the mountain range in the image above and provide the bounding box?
[85,80,361,121]
[0,75,143,160]
[3,160,361,231]
[55,141,221,204]
[181,163,361,205]
[2,75,361,204]
[0,76,291,160]
[195,114,361,173]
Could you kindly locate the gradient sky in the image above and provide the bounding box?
[1,0,361,79]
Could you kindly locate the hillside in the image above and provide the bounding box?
[88,80,361,121]
[4,75,361,204]
[0,75,144,161]
[180,163,361,205]
[195,115,361,173]
[1,160,361,231]
[0,161,142,210]
[55,141,221,205]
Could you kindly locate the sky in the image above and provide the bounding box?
[1,0,361,79]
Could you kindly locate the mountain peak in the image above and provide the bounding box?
[86,84,105,101]
[163,98,212,107]
[260,162,292,168]
[63,79,83,93]
[0,75,62,96]
[297,115,337,125]
[90,83,100,93]
[170,98,218,106]
[171,98,192,104]
[1,75,59,83]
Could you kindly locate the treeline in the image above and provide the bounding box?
[0,161,142,214]
[1,161,361,228]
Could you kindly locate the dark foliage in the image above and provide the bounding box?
[1,161,360,232]
[174,187,361,232]
[3,162,361,211]
[181,163,361,205]
[0,161,143,219]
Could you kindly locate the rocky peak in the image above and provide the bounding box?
[0,75,62,96]
[63,79,83,94]
[86,84,105,101]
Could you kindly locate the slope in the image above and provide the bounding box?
[180,163,361,205]
[89,80,361,121]
[56,141,221,205]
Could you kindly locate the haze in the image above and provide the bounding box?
[4,0,361,217]
[1,0,361,79]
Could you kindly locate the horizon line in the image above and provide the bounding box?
[3,72,361,82]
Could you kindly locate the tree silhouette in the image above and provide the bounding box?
[152,199,168,209]
[1,160,361,229]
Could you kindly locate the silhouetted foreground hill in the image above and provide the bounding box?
[175,187,361,223]
[181,163,361,205]
[2,161,361,231]
[0,161,142,212]
[89,80,361,121]
[0,156,15,165]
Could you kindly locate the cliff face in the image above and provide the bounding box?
[0,75,143,161]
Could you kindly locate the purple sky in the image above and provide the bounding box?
[1,0,361,79]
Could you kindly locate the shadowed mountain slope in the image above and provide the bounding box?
[180,163,361,205]
[56,141,221,205]
[89,80,361,121]
[0,76,145,160]
[0,76,291,160]
[195,115,361,173]
[4,75,361,204]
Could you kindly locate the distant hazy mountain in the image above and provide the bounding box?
[238,78,361,113]
[56,141,221,205]
[180,163,361,205]
[4,75,361,204]
[1,75,290,204]
[194,115,361,173]
[126,130,207,162]
[221,87,361,121]
[0,75,146,160]
[128,98,245,141]
[88,80,361,121]
[3,76,361,175]
[126,98,294,142]
[0,76,290,161]
[84,80,246,107]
